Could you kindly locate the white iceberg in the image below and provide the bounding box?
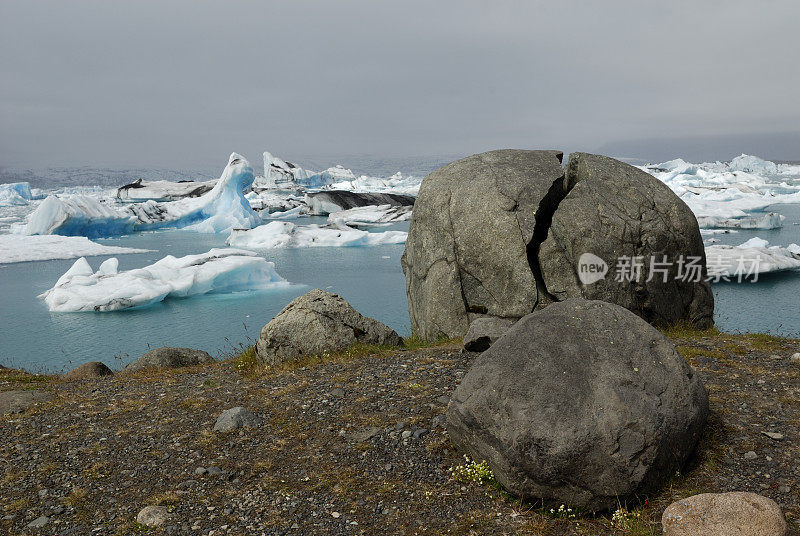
[116,179,217,201]
[705,237,800,280]
[305,191,415,216]
[40,248,289,312]
[0,182,35,206]
[696,212,785,230]
[16,153,260,237]
[0,234,151,264]
[227,221,407,249]
[327,204,412,227]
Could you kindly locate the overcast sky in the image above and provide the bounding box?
[1,0,798,171]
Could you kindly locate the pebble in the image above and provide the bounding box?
[331,511,340,518]
[761,431,784,441]
[394,421,407,431]
[413,428,429,440]
[330,388,345,398]
[195,467,208,475]
[744,451,757,459]
[401,430,412,439]
[26,516,50,528]
[137,506,169,527]
[435,395,450,405]
[206,466,222,476]
[791,353,800,364]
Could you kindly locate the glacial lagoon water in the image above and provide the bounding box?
[1,208,800,373]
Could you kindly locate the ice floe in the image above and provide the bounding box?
[641,154,800,229]
[0,182,36,206]
[40,248,289,312]
[116,179,217,201]
[305,191,415,216]
[705,237,800,280]
[226,221,407,249]
[0,234,151,264]
[327,204,412,227]
[15,153,260,237]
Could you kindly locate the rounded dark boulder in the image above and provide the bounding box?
[63,361,113,380]
[446,298,708,511]
[123,347,214,373]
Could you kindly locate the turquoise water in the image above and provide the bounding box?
[1,207,799,373]
[0,220,410,372]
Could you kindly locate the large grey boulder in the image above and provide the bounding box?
[539,152,713,328]
[402,150,713,340]
[214,407,261,432]
[256,289,403,366]
[123,347,214,373]
[462,317,515,352]
[447,298,708,511]
[402,150,565,339]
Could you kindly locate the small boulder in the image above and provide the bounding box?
[662,492,787,536]
[256,289,402,366]
[63,361,113,380]
[0,390,54,415]
[123,347,214,373]
[26,516,50,528]
[463,317,515,352]
[136,505,169,527]
[213,407,261,432]
[447,298,708,511]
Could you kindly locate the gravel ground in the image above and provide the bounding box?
[1,331,799,536]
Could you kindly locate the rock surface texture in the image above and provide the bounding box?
[214,407,262,432]
[63,361,113,380]
[662,492,787,536]
[402,150,713,339]
[462,317,515,352]
[446,299,708,511]
[123,347,214,373]
[0,390,54,414]
[256,289,403,366]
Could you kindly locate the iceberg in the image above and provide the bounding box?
[227,221,407,249]
[327,204,412,227]
[705,237,800,280]
[0,234,151,264]
[16,153,260,237]
[116,179,217,201]
[305,191,415,216]
[641,154,800,229]
[40,248,289,312]
[0,182,35,206]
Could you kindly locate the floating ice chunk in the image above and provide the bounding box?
[305,191,415,216]
[696,212,784,230]
[263,206,304,220]
[0,234,151,264]
[40,248,289,312]
[116,179,217,201]
[16,153,260,237]
[0,182,34,206]
[705,238,800,279]
[728,154,779,175]
[700,229,738,236]
[227,221,407,249]
[327,204,412,227]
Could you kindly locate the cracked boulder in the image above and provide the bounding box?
[402,149,565,339]
[446,298,708,511]
[256,289,403,366]
[402,150,713,339]
[539,152,714,328]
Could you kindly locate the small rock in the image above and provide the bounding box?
[291,523,300,529]
[413,428,429,440]
[435,395,450,405]
[206,466,222,476]
[330,387,345,398]
[350,427,381,442]
[63,361,113,380]
[401,430,412,439]
[331,511,341,519]
[394,421,407,431]
[791,352,800,364]
[194,467,208,475]
[123,347,214,373]
[27,516,50,528]
[662,492,787,536]
[744,451,758,460]
[761,431,784,441]
[213,407,261,433]
[137,505,169,527]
